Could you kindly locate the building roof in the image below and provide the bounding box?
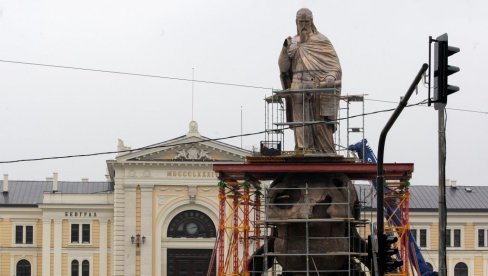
[356,184,488,212]
[0,181,112,206]
[1,180,487,211]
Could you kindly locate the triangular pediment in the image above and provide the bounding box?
[117,135,249,163]
[129,142,246,162]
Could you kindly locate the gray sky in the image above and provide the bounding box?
[0,0,487,186]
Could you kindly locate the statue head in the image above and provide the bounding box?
[296,8,317,41]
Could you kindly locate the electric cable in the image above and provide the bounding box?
[0,100,428,164]
[0,59,273,90]
[1,59,486,114]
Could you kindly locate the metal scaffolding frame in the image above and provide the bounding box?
[212,162,414,276]
[384,180,411,276]
[259,183,368,275]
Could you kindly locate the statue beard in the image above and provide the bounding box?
[300,28,310,43]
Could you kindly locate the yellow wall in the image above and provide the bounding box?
[50,220,54,248]
[1,254,10,275]
[107,220,112,248]
[36,220,43,247]
[0,219,12,245]
[50,253,54,275]
[430,223,439,250]
[37,253,43,276]
[62,253,68,276]
[108,253,112,276]
[62,219,69,247]
[474,256,483,276]
[92,220,100,247]
[93,253,100,275]
[464,223,475,249]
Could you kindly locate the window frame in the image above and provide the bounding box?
[13,224,35,246]
[70,223,92,245]
[70,258,92,276]
[475,227,488,248]
[410,226,430,249]
[446,227,463,249]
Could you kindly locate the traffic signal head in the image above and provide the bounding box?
[381,234,403,272]
[433,33,460,109]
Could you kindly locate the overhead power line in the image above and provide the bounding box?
[0,100,427,164]
[0,59,273,90]
[366,98,488,115]
[1,59,486,114]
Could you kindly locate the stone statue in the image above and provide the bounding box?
[279,8,342,153]
[248,173,368,275]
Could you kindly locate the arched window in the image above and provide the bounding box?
[454,262,468,276]
[71,260,79,276]
[16,259,31,276]
[82,260,90,276]
[167,210,216,238]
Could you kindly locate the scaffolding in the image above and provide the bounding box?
[262,89,367,159]
[213,162,414,276]
[216,180,262,276]
[260,179,368,275]
[383,180,411,276]
[262,87,339,156]
[339,94,366,158]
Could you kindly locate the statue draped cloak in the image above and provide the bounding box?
[279,32,342,153]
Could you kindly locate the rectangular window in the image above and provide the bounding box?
[411,229,417,241]
[25,226,33,244]
[419,229,427,248]
[71,224,91,244]
[15,226,23,244]
[71,224,80,243]
[447,228,462,248]
[454,229,461,247]
[82,224,90,243]
[14,225,34,244]
[479,229,484,247]
[410,228,428,248]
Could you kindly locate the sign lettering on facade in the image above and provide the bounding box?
[166,171,216,178]
[65,212,97,217]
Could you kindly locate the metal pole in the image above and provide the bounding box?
[438,106,447,276]
[377,63,428,275]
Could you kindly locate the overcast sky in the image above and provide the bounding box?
[0,0,486,186]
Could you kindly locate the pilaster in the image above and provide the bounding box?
[99,219,108,276]
[125,186,137,276]
[42,219,51,276]
[53,219,62,276]
[140,186,153,276]
[113,183,126,275]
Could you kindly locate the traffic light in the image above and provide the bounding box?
[380,234,403,273]
[433,33,460,109]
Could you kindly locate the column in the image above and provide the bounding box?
[125,187,137,276]
[42,219,51,276]
[113,183,126,275]
[99,219,108,276]
[53,219,62,276]
[140,186,153,276]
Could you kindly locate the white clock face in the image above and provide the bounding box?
[185,222,199,235]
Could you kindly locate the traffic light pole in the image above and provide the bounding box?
[438,105,447,276]
[377,63,428,275]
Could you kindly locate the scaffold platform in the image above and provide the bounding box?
[212,157,413,276]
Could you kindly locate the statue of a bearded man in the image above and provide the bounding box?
[279,8,342,154]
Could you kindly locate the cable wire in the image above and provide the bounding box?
[1,59,486,114]
[0,59,273,90]
[0,100,428,164]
